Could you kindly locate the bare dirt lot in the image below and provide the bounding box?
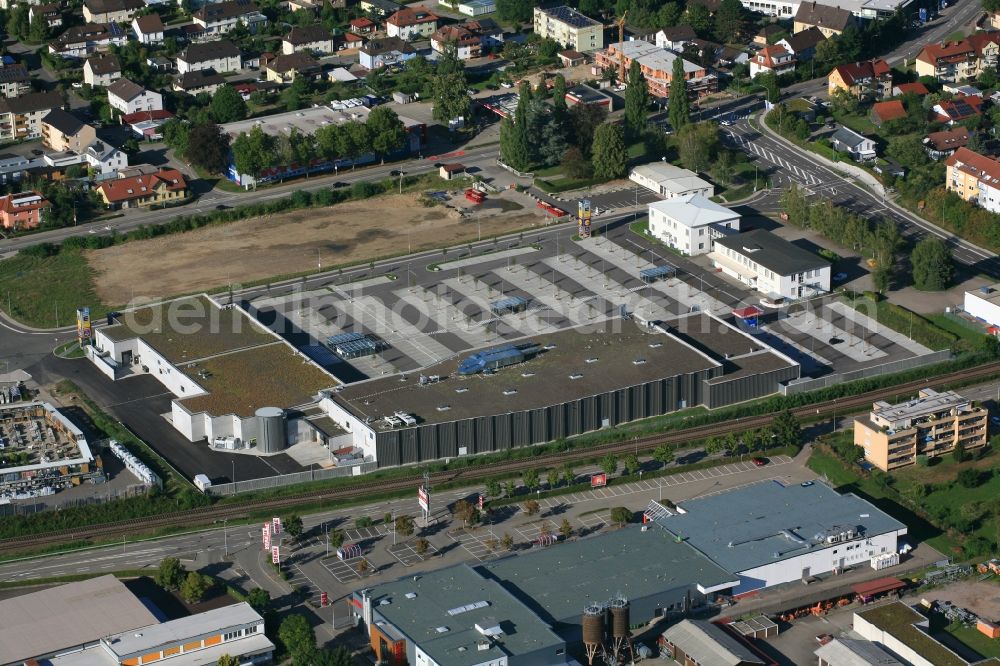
[87,192,545,305]
[909,580,1000,621]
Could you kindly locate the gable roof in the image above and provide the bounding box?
[662,620,765,666]
[285,24,331,45]
[830,125,871,148]
[386,5,437,26]
[85,53,120,75]
[266,52,320,73]
[756,44,794,68]
[648,194,738,228]
[42,108,88,135]
[97,169,186,202]
[194,0,258,22]
[794,1,852,31]
[925,126,969,151]
[780,26,825,53]
[107,77,146,102]
[947,147,1000,185]
[934,95,983,122]
[175,69,225,90]
[52,22,121,47]
[0,191,49,214]
[84,0,143,14]
[967,31,1000,56]
[133,13,164,33]
[871,99,906,122]
[361,36,415,56]
[658,25,697,41]
[916,39,976,65]
[122,109,174,123]
[180,39,240,63]
[0,91,62,115]
[830,58,890,86]
[894,81,929,95]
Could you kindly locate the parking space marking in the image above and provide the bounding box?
[343,525,389,542]
[578,514,607,530]
[322,556,373,584]
[389,541,439,567]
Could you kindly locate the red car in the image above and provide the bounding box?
[751,457,767,466]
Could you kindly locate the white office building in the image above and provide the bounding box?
[647,195,740,256]
[964,283,1000,329]
[629,162,714,199]
[711,229,831,300]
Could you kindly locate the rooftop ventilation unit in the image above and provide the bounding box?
[447,601,489,616]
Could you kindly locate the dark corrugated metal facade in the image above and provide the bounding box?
[374,363,792,467]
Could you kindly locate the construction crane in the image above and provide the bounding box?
[616,11,627,84]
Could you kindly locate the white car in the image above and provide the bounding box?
[71,82,83,89]
[500,81,513,89]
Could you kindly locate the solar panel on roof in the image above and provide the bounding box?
[545,5,598,27]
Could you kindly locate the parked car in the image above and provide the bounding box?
[500,81,513,89]
[751,457,768,466]
[833,272,848,282]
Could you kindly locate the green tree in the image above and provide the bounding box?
[547,469,560,489]
[485,478,501,498]
[500,532,515,550]
[957,468,980,488]
[561,463,575,485]
[367,106,406,163]
[210,85,248,123]
[217,655,239,666]
[155,556,186,590]
[668,56,690,131]
[591,122,627,180]
[282,514,304,539]
[559,518,573,539]
[500,81,534,170]
[911,236,953,291]
[610,506,631,527]
[278,614,316,663]
[714,0,745,43]
[551,74,568,114]
[162,118,190,155]
[523,468,540,491]
[395,515,415,537]
[504,479,516,497]
[330,529,345,549]
[712,149,736,185]
[180,571,211,603]
[185,123,230,174]
[623,453,640,476]
[27,8,48,42]
[953,440,967,463]
[886,135,930,171]
[685,3,712,36]
[496,0,532,23]
[624,60,650,140]
[678,121,718,173]
[231,125,274,185]
[562,146,592,179]
[653,445,674,465]
[6,5,28,40]
[431,48,469,124]
[246,588,271,614]
[569,103,608,156]
[771,410,800,449]
[600,454,618,475]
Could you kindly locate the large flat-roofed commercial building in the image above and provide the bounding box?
[852,602,975,666]
[90,295,336,448]
[652,480,907,595]
[357,564,567,666]
[321,315,799,467]
[854,388,988,471]
[0,575,160,665]
[647,195,740,256]
[532,6,603,53]
[964,283,1000,328]
[0,401,100,499]
[711,229,831,300]
[629,163,713,199]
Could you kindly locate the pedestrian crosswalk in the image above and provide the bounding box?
[723,127,824,186]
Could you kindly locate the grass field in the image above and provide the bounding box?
[0,249,107,329]
[944,622,1000,659]
[926,314,988,345]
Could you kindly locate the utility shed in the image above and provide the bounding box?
[661,619,766,666]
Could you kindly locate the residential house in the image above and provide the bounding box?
[915,39,978,82]
[0,192,48,230]
[29,3,62,30]
[327,68,358,84]
[85,140,128,175]
[776,26,825,62]
[83,53,121,87]
[193,0,265,35]
[532,5,603,53]
[557,49,587,67]
[96,168,188,208]
[923,126,969,160]
[332,33,364,51]
[282,25,334,55]
[754,23,784,46]
[870,99,906,126]
[359,0,401,18]
[946,146,1000,212]
[82,0,142,23]
[123,109,174,139]
[749,44,796,78]
[0,92,63,142]
[107,78,163,116]
[943,82,982,96]
[132,13,164,44]
[173,69,226,95]
[854,388,987,471]
[711,228,831,299]
[176,40,242,73]
[264,52,321,83]
[41,108,96,152]
[48,22,127,59]
[359,37,416,69]
[430,19,503,59]
[287,0,344,11]
[595,41,715,99]
[146,56,173,72]
[990,9,1000,30]
[0,154,30,184]
[629,163,714,198]
[829,125,877,161]
[968,31,1000,72]
[385,6,438,40]
[655,25,697,51]
[0,64,31,98]
[350,17,377,35]
[793,1,852,36]
[827,59,891,99]
[932,95,983,125]
[647,195,741,256]
[892,81,929,96]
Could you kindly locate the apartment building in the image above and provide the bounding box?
[193,0,265,35]
[854,388,988,471]
[0,91,62,142]
[430,19,503,59]
[594,41,713,99]
[0,191,49,230]
[107,78,163,116]
[48,22,128,59]
[82,0,143,23]
[385,6,438,40]
[710,229,831,299]
[41,108,96,152]
[533,5,603,53]
[915,39,978,82]
[945,146,1000,213]
[828,58,891,98]
[793,1,853,36]
[177,40,242,73]
[0,63,31,98]
[83,53,121,87]
[282,25,334,55]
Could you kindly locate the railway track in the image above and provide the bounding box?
[1,360,997,555]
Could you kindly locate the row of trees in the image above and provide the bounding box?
[228,106,407,182]
[155,557,216,603]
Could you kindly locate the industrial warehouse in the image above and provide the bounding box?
[320,313,799,467]
[354,480,904,665]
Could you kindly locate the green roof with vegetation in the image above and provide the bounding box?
[857,603,964,666]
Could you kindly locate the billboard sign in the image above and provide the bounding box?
[271,545,280,564]
[262,524,271,550]
[272,517,282,535]
[418,485,429,513]
[76,307,92,344]
[591,473,607,488]
[477,494,484,511]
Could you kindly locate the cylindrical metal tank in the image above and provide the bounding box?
[582,605,604,646]
[256,407,286,453]
[610,600,630,639]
